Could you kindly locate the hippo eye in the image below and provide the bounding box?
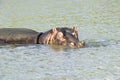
[72,32,77,38]
[72,33,75,35]
[72,32,78,39]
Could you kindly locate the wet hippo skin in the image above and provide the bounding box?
[0,27,85,48]
[0,28,39,44]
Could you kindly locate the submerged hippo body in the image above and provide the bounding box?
[0,27,85,48]
[0,28,40,44]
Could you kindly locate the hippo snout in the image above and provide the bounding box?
[68,41,85,48]
[77,41,85,48]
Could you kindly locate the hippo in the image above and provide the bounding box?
[0,27,85,48]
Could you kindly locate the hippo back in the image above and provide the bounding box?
[0,28,39,44]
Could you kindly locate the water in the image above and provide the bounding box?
[0,0,120,80]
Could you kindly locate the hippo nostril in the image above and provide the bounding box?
[68,42,76,48]
[70,42,75,46]
[77,41,85,48]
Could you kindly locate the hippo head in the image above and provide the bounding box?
[54,31,85,48]
[52,26,85,48]
[38,26,85,48]
[56,26,79,40]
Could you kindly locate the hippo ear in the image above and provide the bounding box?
[72,26,77,31]
[52,27,57,33]
[52,28,57,33]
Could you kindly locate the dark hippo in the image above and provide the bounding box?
[0,27,85,48]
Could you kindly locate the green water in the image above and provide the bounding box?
[0,0,120,80]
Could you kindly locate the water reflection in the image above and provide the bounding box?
[0,40,118,50]
[85,41,117,48]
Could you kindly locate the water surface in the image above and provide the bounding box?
[0,0,120,80]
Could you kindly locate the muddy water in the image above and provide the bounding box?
[0,0,120,80]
